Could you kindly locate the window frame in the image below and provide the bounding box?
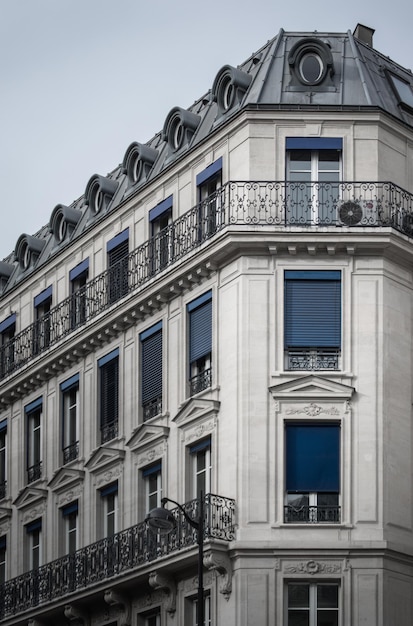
[196,158,223,241]
[190,437,212,500]
[0,313,16,376]
[107,229,129,304]
[60,374,80,464]
[285,580,340,626]
[25,398,42,483]
[33,286,52,354]
[187,291,213,396]
[100,482,118,538]
[61,501,78,555]
[143,462,162,512]
[0,419,6,499]
[98,349,119,444]
[69,259,89,328]
[26,518,42,570]
[140,322,163,421]
[149,196,173,274]
[0,535,6,584]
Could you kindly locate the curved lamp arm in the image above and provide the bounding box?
[160,496,200,530]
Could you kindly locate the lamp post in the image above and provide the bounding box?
[146,491,204,626]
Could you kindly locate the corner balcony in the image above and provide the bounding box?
[0,494,235,623]
[1,180,413,382]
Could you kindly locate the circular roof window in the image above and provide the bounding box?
[299,52,324,84]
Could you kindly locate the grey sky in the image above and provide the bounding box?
[1,0,412,261]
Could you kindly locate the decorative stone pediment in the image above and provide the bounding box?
[85,446,125,474]
[270,375,355,401]
[48,467,85,494]
[13,485,48,511]
[270,375,354,418]
[127,424,169,452]
[174,398,220,430]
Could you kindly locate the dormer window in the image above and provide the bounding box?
[387,72,413,112]
[212,65,252,115]
[15,235,46,271]
[122,142,158,187]
[288,38,335,91]
[162,107,201,154]
[85,175,118,217]
[49,204,81,244]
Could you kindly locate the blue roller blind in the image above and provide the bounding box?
[60,373,80,392]
[284,271,341,348]
[286,137,343,150]
[69,258,89,281]
[196,157,223,186]
[100,482,118,497]
[140,322,162,405]
[62,501,78,516]
[142,461,162,477]
[26,519,42,533]
[0,313,16,334]
[190,436,211,454]
[0,536,5,549]
[286,423,340,492]
[34,286,52,308]
[99,355,118,425]
[188,291,212,364]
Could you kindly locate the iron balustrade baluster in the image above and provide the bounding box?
[1,182,413,380]
[0,494,235,620]
[62,441,79,464]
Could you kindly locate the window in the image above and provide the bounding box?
[284,271,341,370]
[285,423,340,524]
[190,437,211,500]
[100,483,118,537]
[0,313,16,377]
[0,536,6,584]
[61,502,78,554]
[388,73,413,111]
[188,291,212,396]
[0,419,6,499]
[107,229,129,304]
[33,286,52,354]
[186,593,211,626]
[149,196,173,273]
[138,609,161,626]
[196,158,223,241]
[286,582,339,626]
[140,322,162,420]
[286,138,342,224]
[143,462,162,511]
[60,374,79,464]
[25,398,42,483]
[70,259,89,328]
[98,349,119,443]
[26,519,42,570]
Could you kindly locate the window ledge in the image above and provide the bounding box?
[272,522,354,529]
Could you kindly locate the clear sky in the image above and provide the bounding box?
[1,0,412,261]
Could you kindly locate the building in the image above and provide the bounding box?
[0,22,413,626]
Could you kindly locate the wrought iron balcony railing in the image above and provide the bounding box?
[0,494,235,621]
[1,181,413,381]
[284,504,341,524]
[286,349,340,371]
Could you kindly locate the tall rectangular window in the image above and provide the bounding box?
[61,502,78,554]
[284,271,341,371]
[33,286,52,354]
[0,419,6,499]
[61,374,79,464]
[140,322,163,420]
[25,398,42,483]
[26,519,42,570]
[70,259,89,328]
[100,482,118,537]
[186,593,211,626]
[107,229,129,304]
[149,196,173,273]
[98,349,119,443]
[143,462,162,511]
[285,423,340,524]
[286,138,342,225]
[190,437,211,500]
[0,313,16,377]
[188,291,212,396]
[197,157,223,240]
[286,582,339,626]
[0,535,6,584]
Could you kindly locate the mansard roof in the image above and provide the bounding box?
[2,24,413,291]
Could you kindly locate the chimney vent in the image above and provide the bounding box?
[353,23,375,47]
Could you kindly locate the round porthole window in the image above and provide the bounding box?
[23,244,31,269]
[57,214,66,242]
[94,187,103,214]
[299,52,324,84]
[172,119,184,151]
[222,78,235,110]
[132,157,143,184]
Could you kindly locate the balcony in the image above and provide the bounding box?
[0,494,235,622]
[1,181,413,381]
[284,504,341,524]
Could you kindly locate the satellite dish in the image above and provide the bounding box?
[339,201,363,225]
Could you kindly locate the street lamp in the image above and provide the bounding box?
[146,491,204,626]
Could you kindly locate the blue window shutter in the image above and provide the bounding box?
[100,482,118,497]
[284,271,341,348]
[286,424,340,492]
[196,157,223,186]
[286,137,343,150]
[100,356,118,426]
[140,324,162,405]
[60,373,80,391]
[69,258,89,281]
[189,436,211,454]
[149,196,173,222]
[34,286,52,308]
[142,462,162,477]
[62,502,78,516]
[188,292,212,364]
